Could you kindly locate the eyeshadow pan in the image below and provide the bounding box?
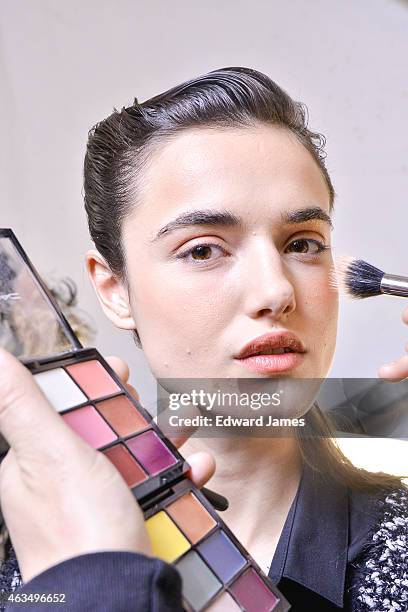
[166,492,216,545]
[207,591,241,611]
[66,360,120,399]
[126,430,177,475]
[96,395,148,437]
[176,550,222,610]
[103,444,147,487]
[34,368,87,412]
[229,568,278,612]
[145,511,190,563]
[62,405,117,448]
[197,530,246,583]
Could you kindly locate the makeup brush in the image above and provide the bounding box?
[330,256,408,299]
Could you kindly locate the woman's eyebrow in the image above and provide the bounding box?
[150,210,241,241]
[151,206,332,242]
[282,206,333,229]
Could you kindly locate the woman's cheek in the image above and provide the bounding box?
[296,268,338,348]
[297,263,338,315]
[129,273,224,374]
[314,282,338,371]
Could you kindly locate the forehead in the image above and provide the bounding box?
[131,125,331,230]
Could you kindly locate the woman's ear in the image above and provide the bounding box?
[86,250,136,330]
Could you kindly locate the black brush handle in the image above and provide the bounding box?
[201,486,229,511]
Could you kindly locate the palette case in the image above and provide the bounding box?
[0,229,290,612]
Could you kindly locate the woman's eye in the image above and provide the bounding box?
[285,238,328,256]
[176,243,228,263]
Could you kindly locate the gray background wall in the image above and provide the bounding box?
[1,0,407,410]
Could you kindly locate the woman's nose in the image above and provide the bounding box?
[241,243,296,320]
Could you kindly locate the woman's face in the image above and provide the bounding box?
[121,125,338,380]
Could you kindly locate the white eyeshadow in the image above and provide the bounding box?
[34,368,87,412]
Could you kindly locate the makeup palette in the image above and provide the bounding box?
[144,479,284,611]
[26,351,186,500]
[0,229,289,611]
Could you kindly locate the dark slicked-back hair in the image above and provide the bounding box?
[84,66,335,277]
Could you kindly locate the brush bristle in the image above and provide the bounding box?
[330,256,384,299]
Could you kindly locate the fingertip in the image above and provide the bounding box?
[378,361,408,383]
[378,364,397,381]
[105,356,130,383]
[194,450,216,472]
[126,384,140,401]
[187,451,216,488]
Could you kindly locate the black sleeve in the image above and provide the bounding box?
[4,551,184,612]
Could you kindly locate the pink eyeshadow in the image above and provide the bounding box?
[66,360,120,400]
[62,405,117,448]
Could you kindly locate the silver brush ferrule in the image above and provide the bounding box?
[380,273,408,298]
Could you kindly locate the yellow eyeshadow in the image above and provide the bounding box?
[145,511,191,563]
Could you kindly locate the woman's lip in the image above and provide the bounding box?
[234,352,305,373]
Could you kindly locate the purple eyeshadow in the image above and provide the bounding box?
[197,530,246,583]
[229,568,278,612]
[126,430,177,475]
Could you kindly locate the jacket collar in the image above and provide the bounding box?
[269,463,349,608]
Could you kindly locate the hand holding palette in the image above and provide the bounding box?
[0,229,290,612]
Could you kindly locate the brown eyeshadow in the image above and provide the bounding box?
[103,444,147,487]
[166,492,216,544]
[96,395,148,437]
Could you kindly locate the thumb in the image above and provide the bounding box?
[0,349,70,457]
[186,451,216,489]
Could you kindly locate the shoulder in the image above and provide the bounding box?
[349,484,408,611]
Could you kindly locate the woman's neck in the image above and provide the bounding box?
[182,435,303,573]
